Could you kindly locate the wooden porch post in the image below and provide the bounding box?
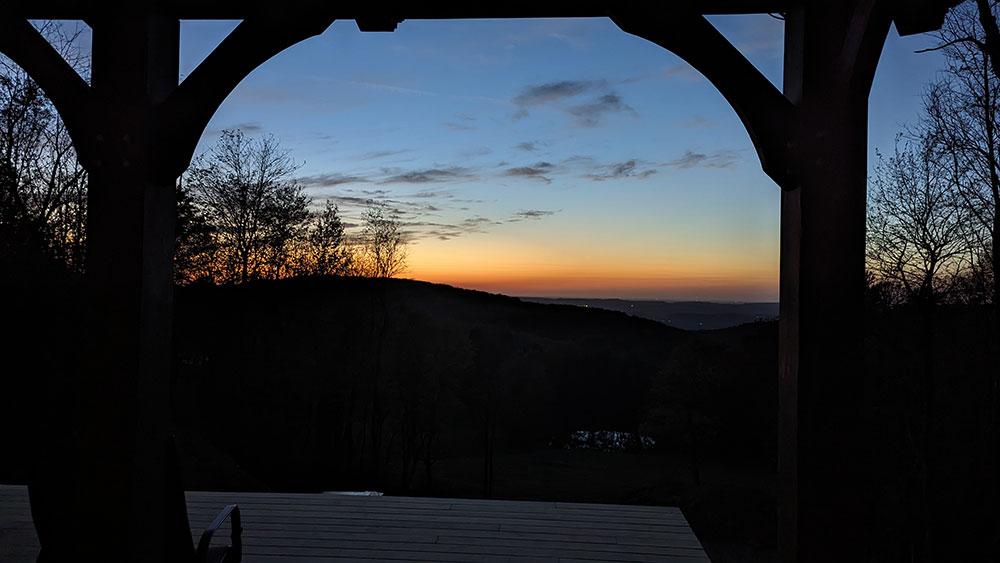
[69,12,180,561]
[0,9,335,560]
[614,2,892,560]
[778,6,886,560]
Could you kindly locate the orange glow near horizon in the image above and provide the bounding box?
[403,236,779,302]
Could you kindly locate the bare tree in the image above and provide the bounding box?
[0,21,88,272]
[921,2,1000,305]
[866,137,972,305]
[358,200,407,278]
[186,129,310,283]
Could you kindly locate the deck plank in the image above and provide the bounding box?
[0,484,708,562]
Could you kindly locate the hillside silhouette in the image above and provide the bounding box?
[169,276,756,490]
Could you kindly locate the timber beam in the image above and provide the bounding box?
[10,1,793,20]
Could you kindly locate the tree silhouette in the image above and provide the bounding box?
[0,21,88,271]
[358,200,407,278]
[186,129,309,283]
[296,200,352,276]
[173,178,217,284]
[921,2,1000,305]
[866,137,972,305]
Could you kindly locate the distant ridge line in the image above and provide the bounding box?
[518,297,779,331]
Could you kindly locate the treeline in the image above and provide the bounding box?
[174,129,406,284]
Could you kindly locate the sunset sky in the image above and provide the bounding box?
[168,15,946,302]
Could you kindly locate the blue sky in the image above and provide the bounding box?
[173,17,943,300]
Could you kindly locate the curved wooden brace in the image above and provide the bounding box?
[157,14,335,179]
[610,10,799,189]
[0,18,94,166]
[834,0,893,99]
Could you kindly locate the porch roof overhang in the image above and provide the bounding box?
[9,0,958,36]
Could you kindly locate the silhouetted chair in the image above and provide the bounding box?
[168,435,243,563]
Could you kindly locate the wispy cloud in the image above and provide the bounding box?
[509,209,559,222]
[682,115,715,128]
[460,146,493,158]
[320,194,380,208]
[583,159,657,181]
[298,172,369,188]
[361,149,412,160]
[511,80,635,126]
[665,149,741,169]
[409,216,500,241]
[380,167,478,184]
[515,141,540,152]
[512,80,602,106]
[350,80,437,97]
[227,121,264,133]
[548,32,587,49]
[566,93,637,127]
[444,122,477,131]
[504,162,555,184]
[562,155,596,166]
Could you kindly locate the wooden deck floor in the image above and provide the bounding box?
[1,484,709,562]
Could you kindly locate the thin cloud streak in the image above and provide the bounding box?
[510,209,558,221]
[582,159,657,181]
[505,162,555,184]
[511,80,636,126]
[361,149,412,160]
[379,167,478,184]
[565,93,637,127]
[512,80,603,106]
[298,172,369,188]
[665,149,741,169]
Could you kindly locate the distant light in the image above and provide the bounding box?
[584,304,588,308]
